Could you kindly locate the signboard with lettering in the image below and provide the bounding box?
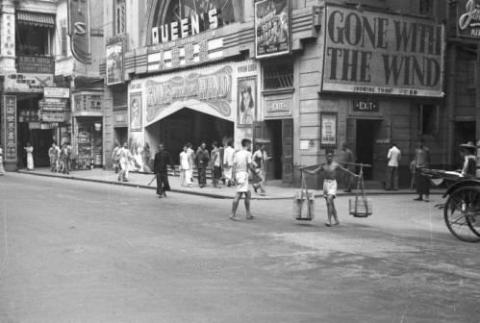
[2,95,17,162]
[72,92,103,115]
[4,74,55,93]
[320,112,337,148]
[44,87,70,98]
[68,0,92,64]
[457,0,480,38]
[264,97,292,119]
[353,99,379,112]
[255,0,290,58]
[322,4,445,97]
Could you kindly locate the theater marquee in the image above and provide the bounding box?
[322,4,445,97]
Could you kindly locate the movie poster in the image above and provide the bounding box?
[130,93,143,131]
[255,0,290,58]
[237,77,257,127]
[106,42,123,85]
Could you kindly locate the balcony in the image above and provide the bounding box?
[16,55,55,74]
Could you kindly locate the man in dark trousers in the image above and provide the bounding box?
[154,143,173,198]
[196,142,210,188]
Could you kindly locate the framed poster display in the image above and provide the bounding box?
[320,112,337,148]
[237,77,257,127]
[255,0,290,58]
[130,92,143,131]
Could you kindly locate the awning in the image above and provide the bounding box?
[17,11,55,28]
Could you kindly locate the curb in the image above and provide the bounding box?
[15,170,443,200]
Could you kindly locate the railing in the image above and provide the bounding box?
[16,55,55,74]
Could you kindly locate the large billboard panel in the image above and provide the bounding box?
[322,4,445,97]
[255,0,290,59]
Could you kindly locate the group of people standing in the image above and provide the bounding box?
[48,142,72,174]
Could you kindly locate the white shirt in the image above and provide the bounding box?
[387,146,401,167]
[224,146,235,167]
[179,151,190,170]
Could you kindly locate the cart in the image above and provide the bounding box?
[422,169,480,242]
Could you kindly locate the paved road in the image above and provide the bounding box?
[0,173,479,322]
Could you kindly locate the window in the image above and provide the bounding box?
[419,0,432,15]
[16,24,50,56]
[419,104,439,136]
[263,58,294,90]
[114,0,126,35]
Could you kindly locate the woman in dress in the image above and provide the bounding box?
[24,142,34,170]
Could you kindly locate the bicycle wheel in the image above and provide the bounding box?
[444,186,480,242]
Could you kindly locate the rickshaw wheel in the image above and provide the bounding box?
[444,186,480,242]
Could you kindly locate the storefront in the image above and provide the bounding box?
[128,60,258,161]
[72,91,104,169]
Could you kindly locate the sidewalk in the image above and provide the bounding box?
[16,168,443,200]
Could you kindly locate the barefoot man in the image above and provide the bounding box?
[304,150,359,227]
[230,138,254,221]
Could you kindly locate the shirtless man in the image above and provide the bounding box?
[304,150,359,227]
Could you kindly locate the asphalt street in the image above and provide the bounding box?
[0,173,479,323]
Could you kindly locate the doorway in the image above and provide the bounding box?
[114,127,128,146]
[146,108,234,163]
[18,123,53,167]
[355,119,381,180]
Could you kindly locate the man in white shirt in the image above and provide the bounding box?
[230,138,253,221]
[386,143,401,190]
[223,140,235,187]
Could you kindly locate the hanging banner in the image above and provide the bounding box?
[2,95,17,162]
[255,0,290,58]
[322,4,445,97]
[106,42,124,85]
[68,0,92,64]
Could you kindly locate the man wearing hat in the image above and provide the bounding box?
[460,142,477,178]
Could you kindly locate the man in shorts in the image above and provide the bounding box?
[230,138,254,221]
[304,150,358,227]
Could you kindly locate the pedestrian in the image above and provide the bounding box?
[211,141,222,188]
[0,145,5,175]
[153,143,173,197]
[339,143,355,192]
[459,142,477,178]
[112,143,121,173]
[230,138,254,221]
[142,143,152,173]
[409,160,416,190]
[24,142,34,171]
[413,140,431,202]
[223,140,235,187]
[118,142,133,182]
[386,143,401,190]
[196,142,210,188]
[65,142,72,174]
[186,143,195,183]
[179,144,192,187]
[59,143,68,174]
[48,142,58,172]
[252,143,267,195]
[303,149,359,227]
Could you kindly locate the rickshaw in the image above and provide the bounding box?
[422,169,480,242]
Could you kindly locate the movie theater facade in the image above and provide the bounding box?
[117,1,445,187]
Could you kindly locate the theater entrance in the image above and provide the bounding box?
[145,108,234,163]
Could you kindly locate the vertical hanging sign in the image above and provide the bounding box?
[2,95,17,162]
[68,0,92,64]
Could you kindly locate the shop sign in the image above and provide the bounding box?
[4,73,55,93]
[320,112,337,148]
[106,42,123,85]
[44,87,70,98]
[73,93,103,115]
[39,98,69,111]
[2,95,17,161]
[255,0,290,58]
[40,110,69,122]
[1,12,15,57]
[68,0,92,64]
[322,4,445,97]
[145,66,232,122]
[353,99,379,112]
[457,0,480,38]
[264,98,292,119]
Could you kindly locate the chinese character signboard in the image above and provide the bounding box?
[68,0,92,64]
[255,0,290,58]
[106,42,123,85]
[2,95,17,162]
[322,4,445,97]
[320,112,337,148]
